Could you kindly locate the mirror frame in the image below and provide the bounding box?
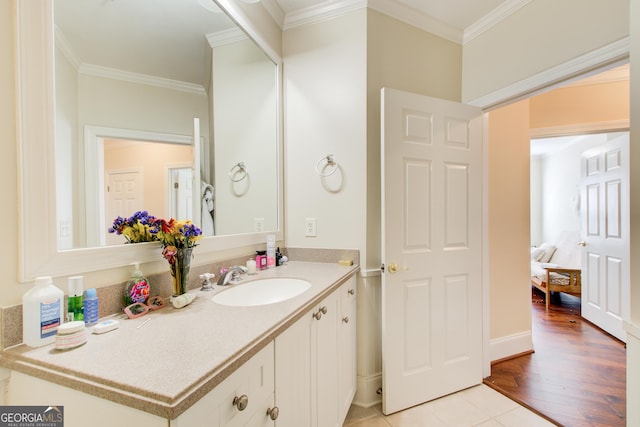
[16,0,283,280]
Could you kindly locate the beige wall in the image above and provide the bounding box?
[462,0,629,104]
[487,100,533,341]
[530,79,630,130]
[0,1,18,309]
[366,9,462,270]
[283,9,368,254]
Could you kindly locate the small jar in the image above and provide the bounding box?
[256,250,267,270]
[246,259,257,274]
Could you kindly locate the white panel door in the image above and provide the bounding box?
[169,167,193,220]
[581,133,630,342]
[381,88,483,414]
[105,170,142,245]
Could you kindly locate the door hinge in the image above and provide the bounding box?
[174,182,179,189]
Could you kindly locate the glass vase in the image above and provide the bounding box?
[170,247,193,296]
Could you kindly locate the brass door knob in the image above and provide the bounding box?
[388,263,398,273]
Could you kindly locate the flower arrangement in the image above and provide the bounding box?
[109,211,203,262]
[152,218,202,266]
[109,211,203,296]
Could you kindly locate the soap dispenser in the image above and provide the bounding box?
[124,262,150,306]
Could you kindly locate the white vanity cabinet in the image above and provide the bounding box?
[4,268,359,427]
[172,342,275,427]
[274,277,357,427]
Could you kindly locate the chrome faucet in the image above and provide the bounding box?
[216,266,248,286]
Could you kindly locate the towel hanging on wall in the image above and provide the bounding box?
[201,182,215,236]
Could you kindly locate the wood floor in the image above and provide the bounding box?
[484,288,626,427]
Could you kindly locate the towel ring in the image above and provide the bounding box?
[228,162,248,182]
[315,154,338,177]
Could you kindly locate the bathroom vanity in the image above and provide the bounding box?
[1,261,358,427]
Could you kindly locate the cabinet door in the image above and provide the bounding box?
[274,312,312,427]
[174,343,274,427]
[244,394,276,427]
[338,277,357,422]
[312,290,340,427]
[274,277,357,427]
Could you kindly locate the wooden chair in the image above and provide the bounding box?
[531,267,581,310]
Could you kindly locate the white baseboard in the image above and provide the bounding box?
[489,330,533,362]
[352,373,382,408]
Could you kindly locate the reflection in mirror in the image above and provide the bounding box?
[54,0,278,250]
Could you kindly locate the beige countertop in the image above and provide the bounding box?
[0,261,359,419]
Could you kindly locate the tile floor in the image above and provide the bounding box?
[343,385,556,427]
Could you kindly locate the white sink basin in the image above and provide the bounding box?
[211,278,312,307]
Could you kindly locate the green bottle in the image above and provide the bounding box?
[67,276,84,322]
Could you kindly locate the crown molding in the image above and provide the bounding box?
[281,0,537,45]
[78,64,207,96]
[283,0,463,43]
[206,27,248,47]
[463,0,533,45]
[284,0,367,31]
[261,0,285,29]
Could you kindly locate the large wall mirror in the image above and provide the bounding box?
[17,0,282,279]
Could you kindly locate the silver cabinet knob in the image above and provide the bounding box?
[348,288,355,295]
[320,306,328,315]
[233,394,249,411]
[342,316,350,324]
[266,406,279,420]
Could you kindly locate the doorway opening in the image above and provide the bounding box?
[485,63,629,426]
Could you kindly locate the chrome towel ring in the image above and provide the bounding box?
[228,162,248,182]
[315,154,338,177]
